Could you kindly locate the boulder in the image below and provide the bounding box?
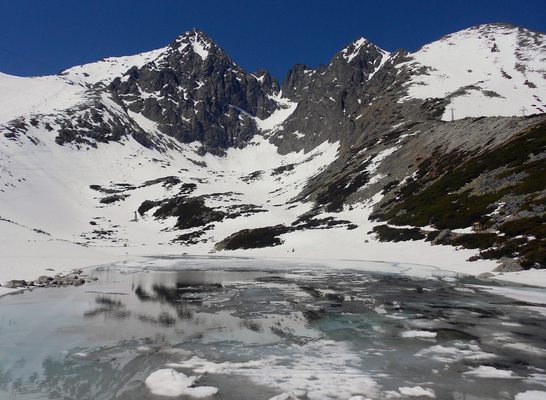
[4,280,27,288]
[493,258,523,272]
[37,275,54,285]
[432,229,452,245]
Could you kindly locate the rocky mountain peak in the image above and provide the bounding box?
[252,69,280,92]
[331,37,389,73]
[340,37,373,62]
[171,28,219,61]
[280,64,316,101]
[105,29,281,154]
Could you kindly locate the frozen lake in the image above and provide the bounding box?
[1,257,545,399]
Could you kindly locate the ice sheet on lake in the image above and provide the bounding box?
[177,340,379,400]
[515,391,546,400]
[415,342,496,363]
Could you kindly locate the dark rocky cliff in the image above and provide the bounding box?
[107,29,280,155]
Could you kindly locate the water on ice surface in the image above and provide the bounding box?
[0,257,545,399]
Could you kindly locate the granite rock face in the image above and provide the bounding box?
[274,39,408,154]
[108,29,280,154]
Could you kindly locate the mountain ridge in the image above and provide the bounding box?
[0,23,545,277]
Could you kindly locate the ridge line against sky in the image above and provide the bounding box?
[1,0,545,81]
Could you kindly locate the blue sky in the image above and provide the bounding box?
[1,1,545,81]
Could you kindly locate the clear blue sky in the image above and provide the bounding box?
[1,0,545,81]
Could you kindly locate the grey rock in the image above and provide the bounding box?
[493,258,523,272]
[516,210,531,218]
[73,279,86,287]
[108,29,280,155]
[4,280,28,288]
[37,275,54,285]
[478,272,496,279]
[432,230,453,245]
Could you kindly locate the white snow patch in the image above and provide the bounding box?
[61,48,164,85]
[343,38,368,62]
[255,95,298,132]
[488,269,546,288]
[342,38,390,68]
[191,41,209,60]
[400,330,437,339]
[416,342,496,363]
[127,111,162,135]
[515,390,546,400]
[473,285,546,305]
[268,390,308,400]
[463,365,520,379]
[398,386,435,398]
[145,369,218,398]
[177,340,378,400]
[365,146,399,178]
[0,73,86,124]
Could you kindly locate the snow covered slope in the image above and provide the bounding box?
[59,28,222,87]
[60,48,165,86]
[1,24,545,288]
[0,72,87,123]
[401,24,546,120]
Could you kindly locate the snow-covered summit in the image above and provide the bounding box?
[400,23,546,120]
[60,48,165,86]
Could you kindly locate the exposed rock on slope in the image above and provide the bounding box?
[0,24,545,272]
[108,29,280,154]
[374,119,546,268]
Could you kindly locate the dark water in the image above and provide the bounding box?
[1,258,545,400]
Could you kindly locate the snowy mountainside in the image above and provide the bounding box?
[60,48,165,87]
[1,24,546,284]
[0,116,340,255]
[401,23,546,120]
[0,72,87,123]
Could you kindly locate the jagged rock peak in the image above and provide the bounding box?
[171,28,217,60]
[339,37,389,63]
[104,27,281,154]
[281,64,316,100]
[252,69,280,91]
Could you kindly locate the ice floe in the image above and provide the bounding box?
[174,340,379,400]
[400,330,437,339]
[144,368,218,398]
[515,390,546,400]
[398,386,436,398]
[415,342,496,363]
[463,365,520,379]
